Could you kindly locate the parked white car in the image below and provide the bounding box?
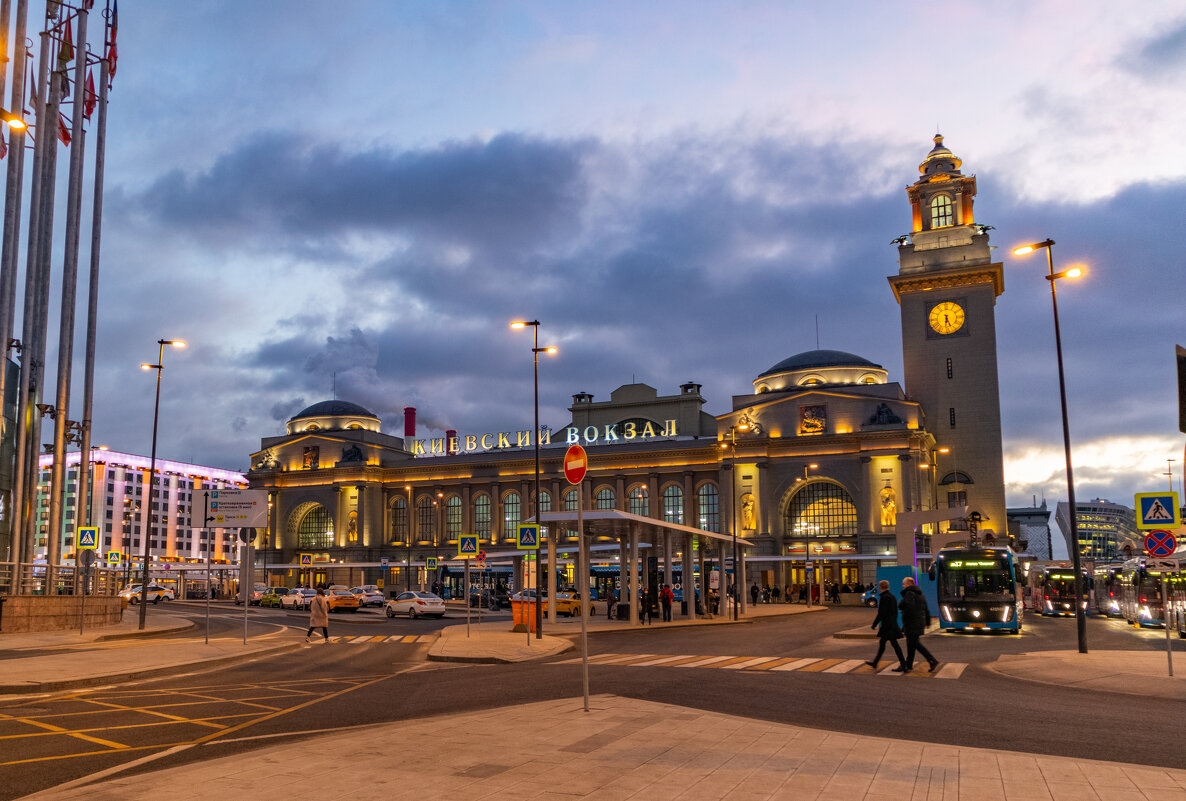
[282,588,317,610]
[350,586,385,607]
[384,591,446,619]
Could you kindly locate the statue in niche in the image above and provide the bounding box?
[741,493,755,531]
[867,403,903,426]
[347,511,358,543]
[302,446,319,470]
[341,444,364,463]
[880,486,897,527]
[799,404,826,435]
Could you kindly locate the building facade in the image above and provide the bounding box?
[1007,500,1053,560]
[1055,498,1138,562]
[247,136,1010,591]
[35,450,248,564]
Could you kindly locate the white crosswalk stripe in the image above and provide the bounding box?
[551,653,968,678]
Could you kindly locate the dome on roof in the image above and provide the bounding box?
[289,400,378,421]
[759,350,882,377]
[919,133,962,174]
[753,349,887,394]
[286,400,382,435]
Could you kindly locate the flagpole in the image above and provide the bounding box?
[9,23,52,590]
[47,2,90,590]
[0,0,29,578]
[78,23,111,567]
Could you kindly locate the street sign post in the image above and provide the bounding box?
[210,489,269,528]
[517,523,539,549]
[107,551,122,566]
[1145,530,1177,558]
[458,535,479,557]
[1135,492,1181,530]
[299,553,312,566]
[427,556,438,570]
[475,550,487,570]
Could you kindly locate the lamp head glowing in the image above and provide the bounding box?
[166,339,186,348]
[544,346,558,355]
[1065,267,1082,278]
[510,321,526,329]
[1012,245,1034,256]
[140,363,153,371]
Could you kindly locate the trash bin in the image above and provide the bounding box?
[616,603,631,621]
[510,599,538,632]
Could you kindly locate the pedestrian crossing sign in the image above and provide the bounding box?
[458,535,478,556]
[299,553,312,566]
[76,526,99,550]
[108,551,122,565]
[517,523,539,550]
[1135,492,1180,530]
[427,556,438,570]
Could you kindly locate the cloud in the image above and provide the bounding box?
[1123,18,1186,74]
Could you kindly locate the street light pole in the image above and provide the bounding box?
[137,338,185,630]
[404,484,413,592]
[511,320,557,640]
[1014,239,1087,654]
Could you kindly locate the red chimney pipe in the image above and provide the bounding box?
[404,407,416,437]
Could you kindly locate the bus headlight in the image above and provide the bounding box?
[1140,606,1151,619]
[941,605,953,622]
[972,609,981,619]
[1002,605,1013,622]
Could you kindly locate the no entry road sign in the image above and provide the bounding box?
[564,444,588,485]
[1145,529,1177,558]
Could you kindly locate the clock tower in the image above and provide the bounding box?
[888,135,1006,539]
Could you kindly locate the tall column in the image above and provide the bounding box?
[698,541,708,617]
[617,536,627,619]
[663,531,673,595]
[684,532,695,619]
[629,525,639,624]
[355,483,365,548]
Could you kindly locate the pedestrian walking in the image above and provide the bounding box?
[865,579,908,672]
[750,582,760,606]
[606,585,617,620]
[899,577,940,672]
[660,584,674,622]
[305,587,331,643]
[639,587,652,624]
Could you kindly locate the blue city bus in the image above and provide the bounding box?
[930,546,1024,634]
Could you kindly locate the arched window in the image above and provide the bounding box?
[416,497,434,541]
[930,195,954,228]
[473,494,491,541]
[563,489,579,511]
[628,485,648,516]
[297,505,333,549]
[697,484,719,532]
[445,496,462,539]
[595,488,615,510]
[536,490,552,514]
[390,497,408,544]
[504,492,521,536]
[663,485,683,525]
[784,481,858,539]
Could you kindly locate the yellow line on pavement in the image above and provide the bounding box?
[797,658,843,672]
[744,657,800,671]
[0,740,190,767]
[401,635,419,643]
[706,656,763,668]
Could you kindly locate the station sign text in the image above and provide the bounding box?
[410,420,680,457]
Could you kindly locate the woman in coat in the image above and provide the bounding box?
[865,579,909,672]
[306,587,331,643]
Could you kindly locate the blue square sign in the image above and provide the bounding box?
[1135,492,1180,530]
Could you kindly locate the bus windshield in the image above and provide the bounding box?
[1044,575,1078,598]
[938,562,1014,602]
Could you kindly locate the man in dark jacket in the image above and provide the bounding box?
[899,577,940,672]
[866,579,909,672]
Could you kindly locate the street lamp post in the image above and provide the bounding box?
[137,338,185,630]
[721,422,754,620]
[511,320,556,639]
[1013,239,1087,654]
[404,484,413,591]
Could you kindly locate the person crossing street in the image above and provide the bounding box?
[899,576,940,672]
[865,579,909,672]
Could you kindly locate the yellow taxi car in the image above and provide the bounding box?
[325,588,360,612]
[554,591,595,617]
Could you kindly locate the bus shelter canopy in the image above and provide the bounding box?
[532,509,748,546]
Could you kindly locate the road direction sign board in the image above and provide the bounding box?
[210,489,269,527]
[517,523,539,549]
[1136,492,1180,529]
[427,556,439,570]
[458,535,478,556]
[380,557,389,569]
[476,555,486,570]
[299,553,312,566]
[1151,557,1180,571]
[1145,529,1177,558]
[76,526,99,550]
[107,551,122,565]
[564,444,588,485]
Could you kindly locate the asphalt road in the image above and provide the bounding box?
[2,605,1184,800]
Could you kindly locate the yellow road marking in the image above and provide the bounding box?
[0,741,190,767]
[797,658,843,672]
[401,635,419,643]
[707,656,763,668]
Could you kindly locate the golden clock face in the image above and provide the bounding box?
[928,301,965,335]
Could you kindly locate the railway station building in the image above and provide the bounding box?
[247,135,1009,606]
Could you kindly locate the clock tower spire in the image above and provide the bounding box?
[888,134,1006,544]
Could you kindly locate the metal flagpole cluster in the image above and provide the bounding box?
[3,0,117,593]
